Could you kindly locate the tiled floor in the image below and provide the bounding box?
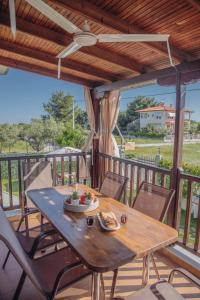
[0,240,200,300]
[0,215,200,300]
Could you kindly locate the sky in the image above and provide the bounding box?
[0,68,200,123]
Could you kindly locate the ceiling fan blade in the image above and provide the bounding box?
[9,0,16,38]
[57,42,82,59]
[25,0,81,34]
[98,34,170,43]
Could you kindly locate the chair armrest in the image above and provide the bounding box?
[29,228,58,258]
[17,208,40,231]
[52,261,87,297]
[169,268,200,288]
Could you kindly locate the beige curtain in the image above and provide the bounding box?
[79,87,96,179]
[99,90,120,157]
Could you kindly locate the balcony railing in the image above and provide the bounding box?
[1,151,200,254]
[0,152,91,211]
[99,153,200,253]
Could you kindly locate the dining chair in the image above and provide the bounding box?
[112,268,200,300]
[99,171,129,201]
[111,181,175,299]
[0,206,92,300]
[23,160,53,212]
[2,160,63,269]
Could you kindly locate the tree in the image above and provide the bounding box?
[0,124,19,153]
[26,119,46,152]
[126,96,162,124]
[57,125,86,149]
[18,123,31,153]
[43,91,74,124]
[118,112,128,132]
[26,118,64,152]
[197,122,200,133]
[44,118,64,145]
[75,108,89,129]
[0,124,8,153]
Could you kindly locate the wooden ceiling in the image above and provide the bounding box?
[0,0,199,87]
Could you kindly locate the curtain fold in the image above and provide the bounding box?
[79,87,96,179]
[99,90,120,157]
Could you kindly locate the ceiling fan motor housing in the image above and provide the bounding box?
[74,32,97,46]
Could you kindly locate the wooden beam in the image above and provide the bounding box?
[51,0,194,62]
[0,39,116,83]
[187,0,200,12]
[157,70,200,86]
[172,72,186,172]
[171,71,186,228]
[0,13,147,74]
[91,89,102,188]
[94,59,200,94]
[0,56,95,87]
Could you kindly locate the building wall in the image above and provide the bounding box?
[139,111,175,130]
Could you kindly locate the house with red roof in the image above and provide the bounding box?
[136,105,192,133]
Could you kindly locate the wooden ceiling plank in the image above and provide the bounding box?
[0,38,116,82]
[0,55,95,86]
[0,39,119,81]
[187,0,200,12]
[50,0,194,62]
[0,12,147,74]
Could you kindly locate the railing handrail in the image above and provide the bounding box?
[0,151,91,161]
[99,152,171,175]
[180,172,200,183]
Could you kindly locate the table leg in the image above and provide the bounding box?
[142,254,150,286]
[93,272,100,300]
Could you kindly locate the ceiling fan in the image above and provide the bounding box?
[9,0,174,79]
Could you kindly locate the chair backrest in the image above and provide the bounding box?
[23,160,53,191]
[0,206,44,295]
[23,160,53,208]
[100,171,129,201]
[133,181,175,222]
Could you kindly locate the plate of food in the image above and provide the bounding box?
[64,191,99,213]
[97,211,120,231]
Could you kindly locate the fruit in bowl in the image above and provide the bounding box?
[80,193,87,205]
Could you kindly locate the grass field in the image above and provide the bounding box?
[125,141,200,165]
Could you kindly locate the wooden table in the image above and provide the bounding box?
[27,184,178,300]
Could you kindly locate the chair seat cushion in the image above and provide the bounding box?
[16,223,63,254]
[115,281,184,300]
[33,247,91,294]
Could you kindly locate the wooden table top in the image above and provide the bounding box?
[27,184,178,273]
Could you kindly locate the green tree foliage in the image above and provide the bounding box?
[43,91,74,124]
[197,122,200,132]
[75,108,88,129]
[57,125,86,149]
[26,118,64,152]
[0,124,19,152]
[0,124,8,153]
[18,123,31,153]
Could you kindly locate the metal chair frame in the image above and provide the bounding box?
[110,181,175,299]
[112,268,200,300]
